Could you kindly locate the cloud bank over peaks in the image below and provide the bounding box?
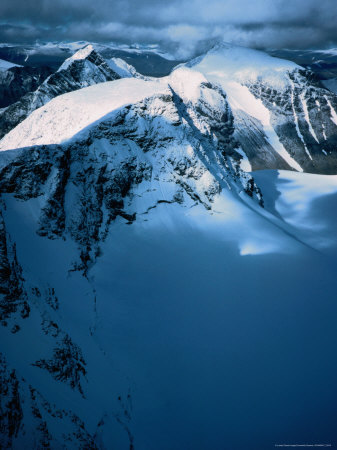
[0,0,337,58]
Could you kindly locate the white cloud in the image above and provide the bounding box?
[1,0,337,57]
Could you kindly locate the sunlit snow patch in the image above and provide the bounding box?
[239,240,280,256]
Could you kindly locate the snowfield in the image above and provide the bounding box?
[1,42,337,450]
[186,42,299,88]
[0,79,168,150]
[0,58,21,71]
[185,44,305,172]
[1,166,337,449]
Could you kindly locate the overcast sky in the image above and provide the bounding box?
[1,0,337,58]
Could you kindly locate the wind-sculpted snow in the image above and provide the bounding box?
[253,170,337,255]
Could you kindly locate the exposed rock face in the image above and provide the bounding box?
[107,57,148,80]
[0,69,264,447]
[0,352,101,449]
[188,43,337,174]
[0,45,120,140]
[244,69,337,173]
[0,71,263,267]
[2,43,337,175]
[1,44,337,448]
[0,209,29,326]
[0,353,23,449]
[0,66,53,109]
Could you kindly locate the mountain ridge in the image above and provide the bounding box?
[2,42,337,174]
[0,45,121,140]
[1,41,337,449]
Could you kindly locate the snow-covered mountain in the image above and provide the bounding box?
[0,59,50,111]
[186,43,337,174]
[107,57,148,80]
[0,67,264,447]
[0,41,180,76]
[0,65,53,109]
[3,43,337,173]
[0,58,21,71]
[1,42,337,449]
[0,45,121,140]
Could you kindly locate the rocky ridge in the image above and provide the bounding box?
[0,45,121,140]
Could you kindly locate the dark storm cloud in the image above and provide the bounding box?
[1,0,337,57]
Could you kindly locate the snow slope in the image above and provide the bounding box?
[186,43,337,174]
[187,42,299,88]
[57,44,97,71]
[107,57,147,79]
[2,42,337,174]
[253,170,337,255]
[1,153,337,448]
[0,45,121,140]
[1,43,337,449]
[0,79,166,149]
[90,191,337,450]
[0,58,21,71]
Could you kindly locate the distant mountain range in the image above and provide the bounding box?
[0,41,180,76]
[2,42,337,174]
[268,48,337,80]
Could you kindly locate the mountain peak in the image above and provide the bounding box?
[187,41,299,87]
[0,45,121,140]
[69,43,95,59]
[107,57,146,79]
[57,44,96,72]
